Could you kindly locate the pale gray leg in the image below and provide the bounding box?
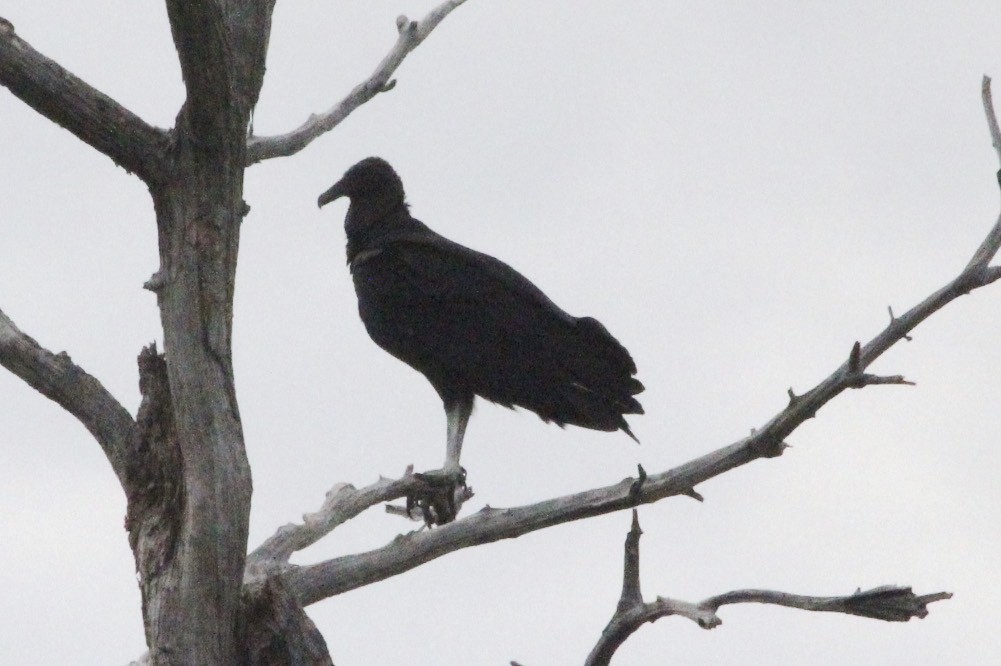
[444,395,473,474]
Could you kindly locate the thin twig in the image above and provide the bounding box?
[982,76,1001,162]
[965,75,1001,271]
[246,0,469,164]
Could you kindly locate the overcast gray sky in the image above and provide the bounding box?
[2,1,1001,664]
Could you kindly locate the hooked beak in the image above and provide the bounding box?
[317,180,346,208]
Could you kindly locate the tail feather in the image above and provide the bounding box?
[540,316,644,438]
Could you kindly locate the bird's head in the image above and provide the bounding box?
[317,157,405,208]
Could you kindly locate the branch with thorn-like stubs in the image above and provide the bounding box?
[246,0,468,164]
[585,511,951,665]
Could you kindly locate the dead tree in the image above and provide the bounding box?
[1,4,996,663]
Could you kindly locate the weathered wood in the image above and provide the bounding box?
[0,19,168,181]
[0,307,135,483]
[141,1,275,662]
[126,345,184,658]
[242,576,334,666]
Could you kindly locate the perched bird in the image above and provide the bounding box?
[318,157,643,522]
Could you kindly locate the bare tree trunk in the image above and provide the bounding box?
[128,1,275,662]
[1,1,457,661]
[138,172,251,662]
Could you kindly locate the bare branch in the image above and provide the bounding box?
[585,510,654,665]
[246,465,481,579]
[246,0,469,164]
[585,514,950,665]
[247,469,429,575]
[982,76,1001,164]
[284,440,768,606]
[617,510,643,610]
[757,173,1001,449]
[966,75,1001,271]
[0,307,135,485]
[0,19,168,183]
[586,587,950,665]
[704,586,953,622]
[855,373,915,387]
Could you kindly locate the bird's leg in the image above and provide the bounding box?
[409,395,474,525]
[444,395,472,474]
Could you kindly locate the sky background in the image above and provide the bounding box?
[2,1,1001,664]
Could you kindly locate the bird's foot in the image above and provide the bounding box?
[407,467,473,526]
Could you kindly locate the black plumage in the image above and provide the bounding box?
[318,157,643,517]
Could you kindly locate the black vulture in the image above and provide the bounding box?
[318,157,643,522]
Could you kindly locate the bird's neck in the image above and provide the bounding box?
[344,197,415,263]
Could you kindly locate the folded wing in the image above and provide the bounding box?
[351,229,644,438]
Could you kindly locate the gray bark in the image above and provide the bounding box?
[2,2,282,662]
